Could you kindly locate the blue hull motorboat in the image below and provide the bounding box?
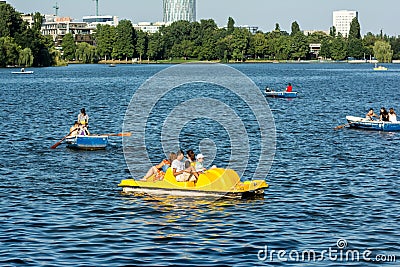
[265,91,298,98]
[65,135,109,150]
[346,116,400,131]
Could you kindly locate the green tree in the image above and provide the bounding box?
[62,33,76,61]
[95,24,115,60]
[113,20,136,60]
[330,35,347,60]
[348,17,361,39]
[373,40,393,62]
[347,38,364,59]
[290,32,308,59]
[319,37,333,59]
[18,47,33,66]
[161,20,192,58]
[230,28,251,62]
[250,32,267,59]
[291,21,301,36]
[0,36,20,66]
[227,17,235,34]
[32,12,43,33]
[147,32,164,61]
[75,42,97,63]
[363,32,378,58]
[136,30,148,62]
[0,3,24,37]
[329,26,336,37]
[389,36,400,60]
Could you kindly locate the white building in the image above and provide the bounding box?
[133,22,169,34]
[82,15,119,27]
[41,16,93,47]
[163,0,196,23]
[333,10,358,37]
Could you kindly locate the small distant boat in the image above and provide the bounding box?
[373,63,387,71]
[65,135,109,150]
[109,64,116,67]
[346,116,400,131]
[119,168,268,199]
[12,68,34,74]
[265,91,298,98]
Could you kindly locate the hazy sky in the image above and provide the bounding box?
[5,0,400,36]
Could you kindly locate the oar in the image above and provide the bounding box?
[334,120,362,130]
[101,132,132,137]
[50,129,77,149]
[334,123,352,130]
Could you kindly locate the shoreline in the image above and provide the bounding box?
[4,59,398,68]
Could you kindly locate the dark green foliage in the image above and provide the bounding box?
[348,17,361,39]
[62,33,76,61]
[291,21,300,36]
[113,20,136,60]
[0,3,24,38]
[347,38,364,59]
[227,17,235,34]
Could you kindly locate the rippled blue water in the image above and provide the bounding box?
[1,63,399,266]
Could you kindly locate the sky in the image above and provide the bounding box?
[5,0,400,36]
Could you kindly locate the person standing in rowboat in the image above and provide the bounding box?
[366,108,378,120]
[78,108,89,126]
[388,108,397,122]
[285,83,293,92]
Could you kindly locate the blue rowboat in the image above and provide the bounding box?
[346,116,400,131]
[265,91,298,98]
[65,135,109,150]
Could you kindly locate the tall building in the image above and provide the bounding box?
[333,10,358,37]
[163,0,196,23]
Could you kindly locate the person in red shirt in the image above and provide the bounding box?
[286,83,293,92]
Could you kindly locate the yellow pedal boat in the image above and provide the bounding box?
[118,168,268,199]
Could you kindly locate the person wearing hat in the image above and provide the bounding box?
[195,153,207,173]
[78,108,89,126]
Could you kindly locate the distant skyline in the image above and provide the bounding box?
[5,0,400,36]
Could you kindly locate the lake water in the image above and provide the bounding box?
[0,63,399,266]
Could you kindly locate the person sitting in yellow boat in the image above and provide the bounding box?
[172,150,198,182]
[141,152,177,181]
[185,149,196,168]
[195,153,207,173]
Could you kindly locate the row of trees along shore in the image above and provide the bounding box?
[0,1,399,67]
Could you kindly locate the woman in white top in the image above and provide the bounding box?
[388,108,397,122]
[78,108,89,126]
